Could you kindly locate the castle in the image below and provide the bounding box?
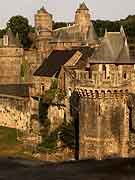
[0,2,135,160]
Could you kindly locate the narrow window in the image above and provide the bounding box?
[86,64,92,79]
[123,72,127,79]
[41,84,45,93]
[98,104,101,116]
[103,65,107,79]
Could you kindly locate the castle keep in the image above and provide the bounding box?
[0,2,135,160]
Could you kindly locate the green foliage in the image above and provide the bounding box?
[59,120,75,150]
[43,79,58,104]
[7,15,33,48]
[39,100,50,137]
[92,16,135,44]
[43,79,66,105]
[129,131,135,152]
[93,20,120,37]
[0,29,7,38]
[20,61,28,80]
[0,126,19,145]
[38,129,59,153]
[53,22,68,30]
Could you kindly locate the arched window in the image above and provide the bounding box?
[114,90,118,98]
[107,90,111,98]
[101,90,105,98]
[95,90,99,98]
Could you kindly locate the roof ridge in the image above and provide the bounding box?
[54,24,79,32]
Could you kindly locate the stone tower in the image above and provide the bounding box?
[75,2,91,32]
[35,6,53,57]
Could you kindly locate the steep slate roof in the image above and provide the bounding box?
[34,49,78,77]
[89,31,134,64]
[51,23,99,44]
[75,47,94,67]
[34,47,94,77]
[87,23,99,44]
[37,6,52,17]
[51,25,84,43]
[78,2,89,10]
[0,84,30,97]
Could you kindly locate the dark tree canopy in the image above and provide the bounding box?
[53,15,135,45]
[0,14,135,48]
[0,29,7,39]
[53,22,71,30]
[7,15,34,48]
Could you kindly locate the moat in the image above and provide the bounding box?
[0,156,135,179]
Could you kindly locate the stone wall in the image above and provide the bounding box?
[32,76,52,96]
[0,47,23,84]
[79,90,129,159]
[62,63,135,160]
[48,105,65,133]
[0,96,30,131]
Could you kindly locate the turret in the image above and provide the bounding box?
[35,6,53,56]
[35,6,52,32]
[75,2,91,28]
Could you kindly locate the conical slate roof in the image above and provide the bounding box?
[87,23,99,44]
[79,2,89,10]
[89,30,132,64]
[38,6,48,13]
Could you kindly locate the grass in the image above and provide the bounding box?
[0,126,18,145]
[0,126,34,159]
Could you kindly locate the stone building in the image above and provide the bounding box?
[0,2,135,159]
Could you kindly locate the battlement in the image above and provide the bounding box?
[73,88,128,99]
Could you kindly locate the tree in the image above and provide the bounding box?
[53,22,69,30]
[7,15,33,48]
[0,29,7,38]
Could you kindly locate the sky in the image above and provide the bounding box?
[0,0,135,28]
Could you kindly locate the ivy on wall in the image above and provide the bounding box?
[43,78,66,105]
[38,78,78,154]
[20,59,28,81]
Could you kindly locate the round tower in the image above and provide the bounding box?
[75,2,91,28]
[35,6,52,32]
[35,6,53,57]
